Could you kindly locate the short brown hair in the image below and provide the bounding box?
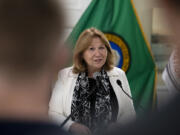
[0,0,64,74]
[73,28,115,74]
[165,0,180,8]
[162,0,180,11]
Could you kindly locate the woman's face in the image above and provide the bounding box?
[83,37,108,73]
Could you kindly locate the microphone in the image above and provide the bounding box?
[116,79,145,112]
[116,80,133,100]
[59,78,97,129]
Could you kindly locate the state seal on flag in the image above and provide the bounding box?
[105,33,130,72]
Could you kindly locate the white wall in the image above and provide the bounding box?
[59,0,91,41]
[133,0,153,43]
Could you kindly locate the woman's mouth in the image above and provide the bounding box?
[94,59,102,63]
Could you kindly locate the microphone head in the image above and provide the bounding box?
[93,72,101,80]
[116,79,122,86]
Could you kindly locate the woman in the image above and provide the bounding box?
[49,28,135,135]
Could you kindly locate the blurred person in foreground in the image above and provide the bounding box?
[102,0,180,135]
[0,0,69,135]
[162,48,180,96]
[49,28,136,135]
[162,0,180,94]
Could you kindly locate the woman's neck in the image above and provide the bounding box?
[87,68,101,78]
[88,72,94,78]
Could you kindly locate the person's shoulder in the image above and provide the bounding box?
[60,66,73,73]
[58,66,73,76]
[58,66,78,79]
[109,67,125,75]
[0,120,70,135]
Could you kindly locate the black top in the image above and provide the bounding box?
[0,120,69,135]
[88,78,119,122]
[88,78,97,124]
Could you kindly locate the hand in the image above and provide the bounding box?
[69,122,92,135]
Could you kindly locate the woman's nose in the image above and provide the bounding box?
[94,49,101,56]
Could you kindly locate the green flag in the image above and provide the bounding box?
[67,0,157,113]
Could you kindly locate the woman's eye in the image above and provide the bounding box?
[99,46,105,50]
[89,47,94,51]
